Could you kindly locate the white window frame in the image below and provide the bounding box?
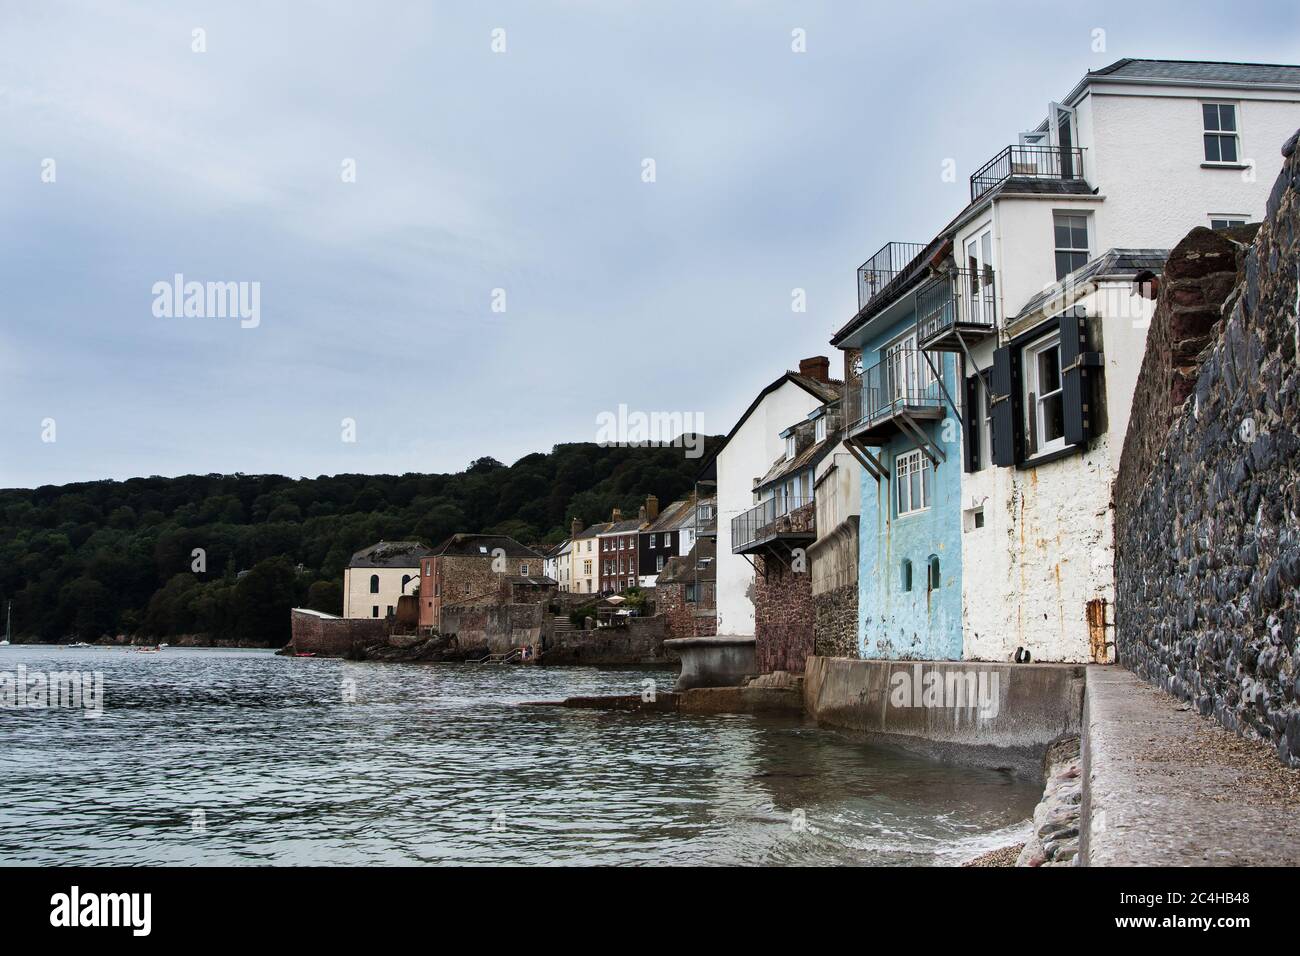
[1023,330,1067,456]
[895,449,932,517]
[814,416,827,442]
[1208,214,1247,231]
[1053,211,1090,281]
[785,435,796,460]
[1201,102,1240,165]
[981,373,995,469]
[519,563,529,576]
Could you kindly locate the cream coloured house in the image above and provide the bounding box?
[342,540,430,619]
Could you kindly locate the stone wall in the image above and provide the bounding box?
[659,580,717,639]
[813,584,858,659]
[542,615,672,665]
[289,609,387,656]
[440,603,544,655]
[754,555,814,674]
[1115,129,1300,767]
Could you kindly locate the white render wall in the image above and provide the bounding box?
[1085,86,1300,248]
[715,380,827,636]
[959,284,1155,662]
[343,566,418,620]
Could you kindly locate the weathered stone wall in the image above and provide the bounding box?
[659,581,718,638]
[754,555,814,674]
[440,603,544,654]
[289,610,387,656]
[1115,129,1300,767]
[813,584,859,659]
[542,615,672,665]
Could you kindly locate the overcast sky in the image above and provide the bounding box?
[3,1,1297,489]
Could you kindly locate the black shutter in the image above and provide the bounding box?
[990,346,1020,466]
[1060,306,1090,447]
[963,374,981,472]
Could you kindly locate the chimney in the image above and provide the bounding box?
[570,517,583,539]
[645,495,659,521]
[799,356,830,383]
[611,507,623,522]
[638,505,647,521]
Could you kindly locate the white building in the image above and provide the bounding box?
[831,57,1300,663]
[342,540,430,620]
[705,358,841,636]
[544,539,572,591]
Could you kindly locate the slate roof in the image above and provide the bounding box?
[348,540,430,568]
[1089,59,1300,87]
[428,533,543,560]
[574,521,612,539]
[1014,248,1171,321]
[756,427,840,491]
[598,517,645,536]
[696,371,843,476]
[646,497,697,533]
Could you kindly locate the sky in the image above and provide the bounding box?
[2,0,1298,489]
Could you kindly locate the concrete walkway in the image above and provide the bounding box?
[1082,666,1300,865]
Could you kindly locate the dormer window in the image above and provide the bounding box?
[815,417,827,443]
[785,435,796,460]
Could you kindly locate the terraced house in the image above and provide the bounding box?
[831,58,1300,664]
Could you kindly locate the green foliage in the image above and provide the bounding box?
[0,439,718,644]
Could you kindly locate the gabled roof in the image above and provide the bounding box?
[598,518,645,535]
[657,537,716,585]
[574,521,613,540]
[348,540,430,568]
[429,533,543,560]
[646,496,696,533]
[697,371,841,476]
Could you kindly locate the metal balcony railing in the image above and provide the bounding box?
[970,145,1085,201]
[731,497,815,552]
[916,268,997,344]
[846,349,943,431]
[857,241,926,311]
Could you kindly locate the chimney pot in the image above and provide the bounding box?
[645,494,659,521]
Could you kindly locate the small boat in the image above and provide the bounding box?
[158,643,170,649]
[68,642,93,648]
[294,652,316,658]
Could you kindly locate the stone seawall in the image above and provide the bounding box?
[541,616,673,666]
[289,610,387,656]
[1114,129,1300,766]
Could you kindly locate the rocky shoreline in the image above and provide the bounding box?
[1016,735,1082,866]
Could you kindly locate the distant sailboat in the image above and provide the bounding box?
[1,601,10,646]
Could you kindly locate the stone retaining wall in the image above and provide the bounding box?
[1114,129,1300,766]
[289,610,386,656]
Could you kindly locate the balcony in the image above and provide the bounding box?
[970,145,1085,202]
[857,241,926,312]
[916,268,997,352]
[844,349,944,445]
[731,497,815,555]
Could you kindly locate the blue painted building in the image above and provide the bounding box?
[832,240,994,660]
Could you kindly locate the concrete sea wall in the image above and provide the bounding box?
[803,656,1085,775]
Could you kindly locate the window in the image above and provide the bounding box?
[372,605,379,617]
[1210,215,1247,231]
[1053,213,1089,280]
[386,605,394,617]
[583,560,592,575]
[973,508,985,530]
[656,555,665,571]
[1024,332,1066,455]
[519,563,529,576]
[1202,103,1239,163]
[785,435,796,460]
[401,574,410,590]
[927,556,941,591]
[815,416,827,442]
[649,533,657,548]
[686,583,697,602]
[901,559,913,592]
[369,574,379,593]
[895,449,932,516]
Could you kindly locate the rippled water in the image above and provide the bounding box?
[0,646,1036,865]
